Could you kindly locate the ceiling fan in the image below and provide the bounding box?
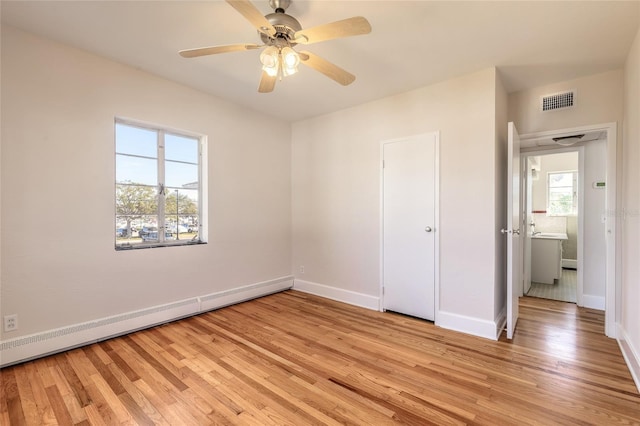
[179,0,372,93]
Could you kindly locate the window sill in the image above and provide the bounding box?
[115,240,206,251]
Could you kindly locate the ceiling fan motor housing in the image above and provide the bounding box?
[260,11,302,46]
[269,0,291,11]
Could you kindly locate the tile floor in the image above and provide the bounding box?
[526,268,577,303]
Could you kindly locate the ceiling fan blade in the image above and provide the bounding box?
[258,71,276,93]
[179,44,261,58]
[294,16,371,45]
[299,51,355,86]
[226,0,277,38]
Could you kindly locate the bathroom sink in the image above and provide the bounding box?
[531,236,564,284]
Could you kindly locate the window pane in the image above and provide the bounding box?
[165,133,198,163]
[115,124,157,158]
[116,154,157,185]
[549,194,573,204]
[549,188,574,215]
[549,172,572,188]
[165,189,199,239]
[165,161,198,188]
[165,189,198,215]
[549,187,572,200]
[116,183,158,246]
[549,201,572,215]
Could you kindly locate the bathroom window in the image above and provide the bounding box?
[547,171,577,216]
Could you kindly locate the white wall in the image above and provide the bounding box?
[621,26,640,389]
[292,68,505,338]
[0,27,292,341]
[494,72,508,321]
[582,140,607,300]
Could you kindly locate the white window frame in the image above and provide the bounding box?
[547,170,577,216]
[115,117,206,250]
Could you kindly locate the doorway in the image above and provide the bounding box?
[381,132,439,321]
[522,150,581,304]
[519,123,616,337]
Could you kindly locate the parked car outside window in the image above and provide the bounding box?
[141,231,175,242]
[138,226,157,238]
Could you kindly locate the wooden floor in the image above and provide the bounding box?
[2,291,639,425]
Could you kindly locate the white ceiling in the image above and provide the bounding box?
[2,1,639,122]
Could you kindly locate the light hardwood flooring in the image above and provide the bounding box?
[1,291,639,425]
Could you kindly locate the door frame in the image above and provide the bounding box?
[379,132,441,322]
[520,146,585,307]
[519,122,617,338]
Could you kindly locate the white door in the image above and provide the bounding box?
[506,122,521,339]
[382,133,437,321]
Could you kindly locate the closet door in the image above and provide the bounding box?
[382,133,437,320]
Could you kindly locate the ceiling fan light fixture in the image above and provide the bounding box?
[260,46,278,67]
[260,46,280,77]
[260,45,299,78]
[281,46,300,75]
[263,64,279,77]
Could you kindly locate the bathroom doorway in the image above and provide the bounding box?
[518,123,616,337]
[523,150,580,304]
[520,130,608,311]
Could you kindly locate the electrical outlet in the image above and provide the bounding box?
[299,265,305,274]
[4,314,18,332]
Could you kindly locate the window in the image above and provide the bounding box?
[547,171,577,216]
[115,119,204,249]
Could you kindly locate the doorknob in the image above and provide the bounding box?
[425,226,432,232]
[501,228,519,235]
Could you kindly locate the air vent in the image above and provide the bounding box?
[541,90,575,112]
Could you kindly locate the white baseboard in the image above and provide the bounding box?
[436,310,501,341]
[293,279,380,311]
[293,279,500,340]
[199,277,293,311]
[0,276,293,367]
[617,324,640,393]
[582,294,605,310]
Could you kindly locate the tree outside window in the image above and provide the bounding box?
[116,182,157,238]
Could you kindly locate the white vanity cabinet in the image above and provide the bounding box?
[531,233,567,284]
